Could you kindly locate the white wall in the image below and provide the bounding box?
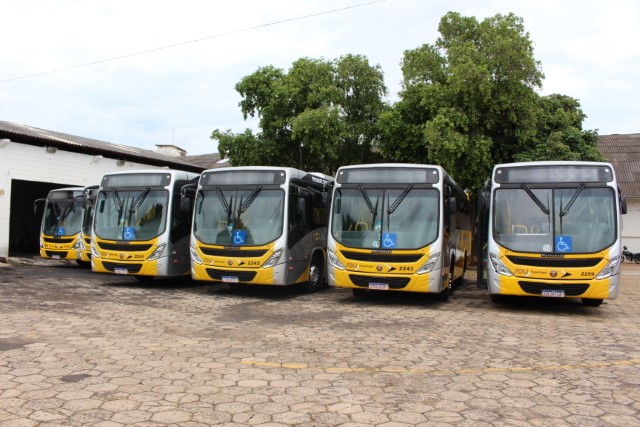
[622,198,640,252]
[0,141,168,258]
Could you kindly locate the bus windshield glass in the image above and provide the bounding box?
[193,188,284,246]
[94,189,168,241]
[42,198,84,237]
[331,187,439,250]
[493,186,616,253]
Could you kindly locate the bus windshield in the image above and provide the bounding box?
[42,198,84,237]
[82,196,96,236]
[331,187,439,250]
[193,188,284,246]
[94,189,168,241]
[493,186,616,253]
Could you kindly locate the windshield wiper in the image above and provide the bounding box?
[238,186,262,215]
[387,185,413,215]
[215,186,233,226]
[127,188,150,226]
[521,184,550,215]
[357,185,380,230]
[559,183,585,217]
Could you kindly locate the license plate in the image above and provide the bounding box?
[52,255,61,260]
[114,268,128,275]
[542,289,564,298]
[222,276,239,283]
[369,282,389,290]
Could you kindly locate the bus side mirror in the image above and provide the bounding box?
[297,198,306,215]
[449,197,457,214]
[621,197,627,215]
[33,198,45,216]
[180,196,192,214]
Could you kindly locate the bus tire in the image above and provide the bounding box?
[582,298,603,307]
[353,288,367,298]
[301,256,323,293]
[437,287,450,302]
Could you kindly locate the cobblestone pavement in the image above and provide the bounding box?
[1,257,639,426]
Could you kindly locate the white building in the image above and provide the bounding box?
[598,133,640,251]
[0,121,209,259]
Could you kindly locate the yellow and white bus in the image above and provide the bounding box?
[78,185,99,265]
[91,170,199,280]
[190,166,334,292]
[483,161,626,307]
[327,163,473,300]
[35,187,86,263]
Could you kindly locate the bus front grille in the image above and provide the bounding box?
[349,274,410,289]
[341,251,423,263]
[507,256,602,268]
[43,237,74,244]
[200,248,268,257]
[97,242,153,252]
[206,269,257,282]
[102,262,143,274]
[45,251,68,258]
[518,281,590,296]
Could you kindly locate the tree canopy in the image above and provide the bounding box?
[212,11,601,189]
[213,54,387,175]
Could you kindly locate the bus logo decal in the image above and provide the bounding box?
[232,230,246,245]
[555,236,572,253]
[123,227,136,240]
[382,233,397,249]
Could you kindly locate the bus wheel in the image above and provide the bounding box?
[582,298,603,307]
[353,288,367,298]
[490,294,506,303]
[437,287,450,302]
[301,257,323,293]
[76,260,91,268]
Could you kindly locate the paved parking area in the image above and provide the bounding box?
[1,257,639,426]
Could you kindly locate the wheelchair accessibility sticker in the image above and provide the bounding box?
[56,227,65,236]
[123,227,136,240]
[232,230,246,245]
[381,233,397,249]
[555,236,572,253]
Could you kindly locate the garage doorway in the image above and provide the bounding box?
[9,179,78,255]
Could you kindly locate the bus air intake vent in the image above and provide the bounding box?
[507,256,602,268]
[206,269,257,282]
[102,262,143,274]
[341,251,423,263]
[97,242,153,252]
[45,251,68,258]
[43,237,74,244]
[349,274,410,289]
[518,282,590,296]
[200,248,268,257]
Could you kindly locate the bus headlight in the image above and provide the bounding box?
[190,246,203,265]
[72,239,82,250]
[596,255,620,280]
[263,248,283,268]
[147,243,167,261]
[489,252,513,277]
[91,243,100,258]
[327,249,345,270]
[417,252,440,274]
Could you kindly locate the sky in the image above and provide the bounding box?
[1,0,639,156]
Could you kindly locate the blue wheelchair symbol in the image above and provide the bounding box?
[555,235,572,252]
[381,233,397,249]
[123,227,136,241]
[56,227,65,236]
[232,230,246,245]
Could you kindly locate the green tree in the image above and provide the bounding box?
[213,54,387,175]
[513,94,603,162]
[378,12,598,190]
